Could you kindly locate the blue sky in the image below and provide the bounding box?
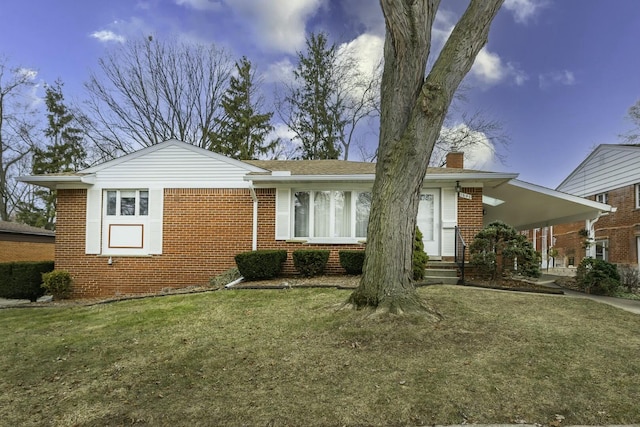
[1,0,638,189]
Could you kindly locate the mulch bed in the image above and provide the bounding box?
[463,278,565,295]
[7,275,567,309]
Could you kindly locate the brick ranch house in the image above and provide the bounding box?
[527,144,640,269]
[0,221,55,262]
[19,139,613,298]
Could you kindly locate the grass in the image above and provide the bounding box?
[1,286,639,426]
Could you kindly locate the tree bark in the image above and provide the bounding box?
[349,0,504,313]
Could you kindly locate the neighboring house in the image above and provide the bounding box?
[19,139,613,298]
[0,221,55,263]
[532,144,639,268]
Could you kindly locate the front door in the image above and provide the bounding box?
[417,189,441,259]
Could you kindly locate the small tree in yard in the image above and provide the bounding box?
[469,221,540,283]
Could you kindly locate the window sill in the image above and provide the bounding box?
[298,238,366,245]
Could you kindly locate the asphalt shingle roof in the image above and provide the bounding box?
[0,221,55,236]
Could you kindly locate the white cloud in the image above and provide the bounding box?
[470,48,528,88]
[263,58,296,85]
[226,0,325,53]
[432,9,528,88]
[175,0,222,11]
[16,67,38,81]
[338,33,383,75]
[268,123,299,159]
[439,124,497,170]
[90,18,154,45]
[538,70,576,89]
[503,0,548,24]
[90,30,126,43]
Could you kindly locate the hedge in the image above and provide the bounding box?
[293,250,330,277]
[0,261,55,301]
[339,250,365,275]
[234,250,287,280]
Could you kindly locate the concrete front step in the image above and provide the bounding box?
[423,276,461,285]
[424,263,461,285]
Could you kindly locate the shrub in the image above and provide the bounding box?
[234,250,287,281]
[413,227,429,280]
[617,264,640,293]
[469,221,540,281]
[41,270,73,300]
[339,250,365,275]
[0,261,54,301]
[575,258,621,295]
[293,250,330,277]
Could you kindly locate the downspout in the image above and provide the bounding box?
[585,213,603,259]
[249,182,258,251]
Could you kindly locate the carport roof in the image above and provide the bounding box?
[482,179,615,230]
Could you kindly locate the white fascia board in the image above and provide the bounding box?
[246,172,518,185]
[245,174,376,183]
[18,174,95,189]
[81,139,268,174]
[510,179,616,213]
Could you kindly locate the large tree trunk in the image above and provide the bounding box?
[349,0,504,313]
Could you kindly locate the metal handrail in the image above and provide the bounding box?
[454,226,467,285]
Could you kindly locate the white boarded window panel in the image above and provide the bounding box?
[109,224,144,248]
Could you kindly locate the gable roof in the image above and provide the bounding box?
[81,139,267,174]
[556,144,640,196]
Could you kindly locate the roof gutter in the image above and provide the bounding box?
[18,174,96,189]
[245,172,518,184]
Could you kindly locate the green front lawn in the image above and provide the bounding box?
[1,286,639,426]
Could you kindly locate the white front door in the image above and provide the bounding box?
[417,189,441,259]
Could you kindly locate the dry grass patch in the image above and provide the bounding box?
[1,286,639,426]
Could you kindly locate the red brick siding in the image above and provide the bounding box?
[57,188,364,298]
[457,187,484,245]
[545,185,640,266]
[58,186,483,298]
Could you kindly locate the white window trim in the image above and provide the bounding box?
[291,189,370,244]
[595,192,608,204]
[635,184,640,209]
[85,187,164,256]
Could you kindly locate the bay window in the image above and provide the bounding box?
[293,190,370,240]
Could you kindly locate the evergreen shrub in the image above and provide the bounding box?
[413,227,429,280]
[576,258,621,295]
[338,250,365,275]
[0,261,54,301]
[293,250,330,277]
[41,270,73,300]
[234,250,287,281]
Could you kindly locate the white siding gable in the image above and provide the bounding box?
[91,142,259,188]
[557,145,640,196]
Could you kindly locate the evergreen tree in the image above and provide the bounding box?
[280,33,345,160]
[16,80,86,229]
[208,57,277,159]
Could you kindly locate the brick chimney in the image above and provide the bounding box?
[446,151,464,169]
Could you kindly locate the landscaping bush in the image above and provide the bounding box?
[293,250,330,277]
[469,221,540,281]
[41,270,73,300]
[413,227,429,280]
[575,258,621,295]
[234,250,287,281]
[0,261,54,301]
[339,250,365,275]
[617,264,640,293]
